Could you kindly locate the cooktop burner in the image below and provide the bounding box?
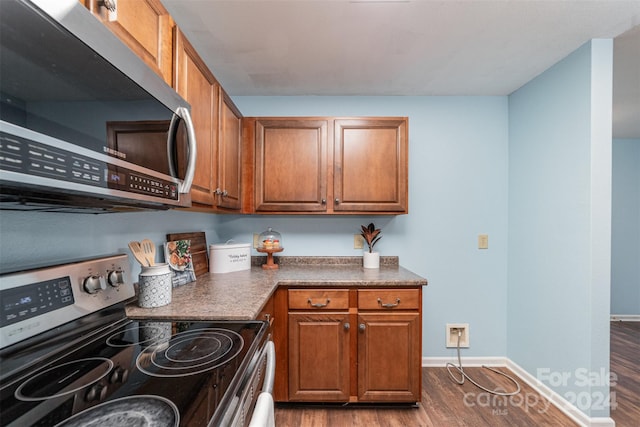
[15,358,114,402]
[54,395,179,427]
[106,322,172,348]
[136,328,244,378]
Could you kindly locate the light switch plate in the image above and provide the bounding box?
[354,234,364,249]
[478,234,489,249]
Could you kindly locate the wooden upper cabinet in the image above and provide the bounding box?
[250,117,408,214]
[217,90,243,210]
[84,0,174,86]
[254,119,328,212]
[334,118,408,213]
[174,29,219,206]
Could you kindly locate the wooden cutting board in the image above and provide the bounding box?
[166,232,208,277]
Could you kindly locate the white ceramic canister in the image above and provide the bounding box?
[137,264,172,308]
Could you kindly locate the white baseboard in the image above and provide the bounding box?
[422,357,615,427]
[610,314,640,321]
[506,359,615,427]
[422,356,507,367]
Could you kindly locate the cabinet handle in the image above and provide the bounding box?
[377,297,401,308]
[100,0,116,12]
[335,198,340,204]
[321,199,327,204]
[222,190,228,197]
[359,323,366,332]
[264,313,274,326]
[344,322,350,331]
[214,188,222,195]
[307,298,330,308]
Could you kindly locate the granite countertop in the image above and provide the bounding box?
[125,256,428,321]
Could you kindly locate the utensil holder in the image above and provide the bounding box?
[138,264,172,308]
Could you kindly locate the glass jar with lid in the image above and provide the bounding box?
[258,227,282,250]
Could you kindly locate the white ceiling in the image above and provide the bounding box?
[162,0,640,138]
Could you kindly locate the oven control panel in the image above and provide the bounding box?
[1,277,75,327]
[0,254,135,349]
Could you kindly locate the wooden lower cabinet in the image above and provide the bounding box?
[357,312,421,401]
[277,287,422,403]
[288,312,350,401]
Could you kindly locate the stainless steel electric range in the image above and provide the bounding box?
[0,254,271,426]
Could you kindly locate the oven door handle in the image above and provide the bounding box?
[262,340,275,394]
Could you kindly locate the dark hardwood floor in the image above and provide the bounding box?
[610,320,640,427]
[275,322,639,426]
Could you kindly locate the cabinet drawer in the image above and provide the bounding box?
[288,289,349,310]
[358,289,420,310]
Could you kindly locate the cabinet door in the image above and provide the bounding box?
[216,90,242,210]
[88,0,173,85]
[334,118,408,213]
[288,312,350,401]
[255,119,328,212]
[174,30,218,206]
[357,312,421,402]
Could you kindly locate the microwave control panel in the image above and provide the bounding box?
[0,132,178,201]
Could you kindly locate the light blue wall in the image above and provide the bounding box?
[0,96,510,360]
[507,40,613,418]
[0,210,223,278]
[232,96,510,360]
[612,138,640,315]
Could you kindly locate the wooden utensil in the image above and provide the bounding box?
[128,241,147,266]
[141,239,156,266]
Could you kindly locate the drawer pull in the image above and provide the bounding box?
[344,322,350,331]
[264,313,274,326]
[377,297,401,308]
[308,298,330,308]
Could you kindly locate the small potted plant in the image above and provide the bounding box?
[360,223,382,268]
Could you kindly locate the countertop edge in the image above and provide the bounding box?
[125,265,427,321]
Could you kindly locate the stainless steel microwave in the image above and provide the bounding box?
[0,0,196,213]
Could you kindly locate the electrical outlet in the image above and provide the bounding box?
[446,323,469,348]
[253,233,260,249]
[478,234,489,249]
[354,234,364,249]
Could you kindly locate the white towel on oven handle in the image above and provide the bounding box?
[248,392,274,427]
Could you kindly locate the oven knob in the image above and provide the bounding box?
[83,275,106,294]
[107,270,125,287]
[85,383,108,402]
[109,367,129,384]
